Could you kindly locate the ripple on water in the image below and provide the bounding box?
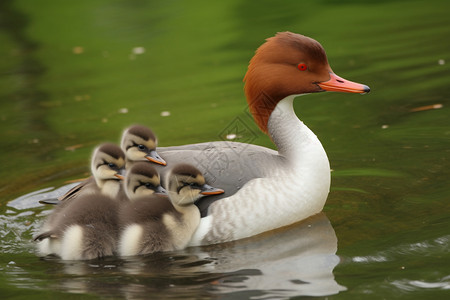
[349,235,450,265]
[1,184,77,254]
[392,276,450,292]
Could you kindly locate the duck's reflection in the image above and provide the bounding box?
[194,213,346,297]
[48,213,345,298]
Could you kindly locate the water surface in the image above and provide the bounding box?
[1,0,449,299]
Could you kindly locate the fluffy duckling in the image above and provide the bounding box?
[88,143,126,198]
[40,143,126,205]
[118,163,224,257]
[120,125,166,168]
[34,194,120,260]
[34,143,126,258]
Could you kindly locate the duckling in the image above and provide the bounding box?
[89,143,127,198]
[34,194,120,260]
[44,143,126,206]
[58,143,126,202]
[118,163,224,257]
[120,124,166,169]
[34,143,126,257]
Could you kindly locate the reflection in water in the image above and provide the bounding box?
[117,213,346,298]
[6,202,345,299]
[196,213,346,297]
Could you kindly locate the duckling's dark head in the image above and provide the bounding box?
[125,162,166,200]
[167,164,224,206]
[91,143,126,183]
[121,125,166,166]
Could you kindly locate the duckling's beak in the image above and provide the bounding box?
[200,184,225,196]
[155,185,168,195]
[318,72,370,94]
[114,168,126,180]
[114,174,125,180]
[145,150,167,166]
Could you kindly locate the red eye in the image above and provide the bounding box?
[297,63,308,71]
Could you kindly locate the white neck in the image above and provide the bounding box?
[265,94,331,207]
[267,95,331,205]
[167,203,200,250]
[268,95,330,172]
[98,179,121,199]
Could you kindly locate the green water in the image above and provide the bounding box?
[1,0,449,299]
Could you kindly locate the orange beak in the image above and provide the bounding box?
[145,150,167,166]
[201,189,225,196]
[318,72,370,94]
[114,174,125,180]
[200,184,225,196]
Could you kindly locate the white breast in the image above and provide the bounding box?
[119,224,144,257]
[101,180,121,198]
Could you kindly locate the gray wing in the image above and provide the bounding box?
[39,177,97,205]
[155,141,284,216]
[58,177,97,202]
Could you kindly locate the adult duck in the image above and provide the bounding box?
[154,32,370,246]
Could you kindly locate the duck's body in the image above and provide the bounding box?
[118,163,224,256]
[154,32,370,246]
[154,141,278,216]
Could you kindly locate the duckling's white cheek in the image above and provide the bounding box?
[183,189,201,204]
[119,224,143,257]
[107,169,118,178]
[138,188,155,197]
[127,149,146,161]
[60,225,84,260]
[176,190,189,204]
[96,167,116,180]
